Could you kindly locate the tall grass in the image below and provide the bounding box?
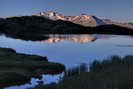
[29,55,133,89]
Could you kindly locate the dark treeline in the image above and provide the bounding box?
[89,56,133,72]
[0,16,133,40]
[128,22,133,25]
[29,55,133,89]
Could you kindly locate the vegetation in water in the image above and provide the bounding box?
[29,55,133,89]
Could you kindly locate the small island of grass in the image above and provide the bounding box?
[0,48,65,89]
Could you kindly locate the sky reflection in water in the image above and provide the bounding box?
[1,34,133,89]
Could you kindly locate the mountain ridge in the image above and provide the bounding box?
[33,11,105,27]
[33,11,133,29]
[1,15,133,41]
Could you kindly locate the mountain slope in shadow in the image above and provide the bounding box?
[0,16,133,41]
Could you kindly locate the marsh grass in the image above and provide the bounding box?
[30,55,133,89]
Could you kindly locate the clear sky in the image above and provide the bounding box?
[0,0,132,22]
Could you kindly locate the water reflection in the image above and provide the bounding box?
[41,34,110,44]
[1,34,133,89]
[5,78,38,89]
[0,34,133,68]
[5,74,63,89]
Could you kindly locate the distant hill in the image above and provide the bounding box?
[103,19,133,29]
[0,16,133,41]
[0,18,4,21]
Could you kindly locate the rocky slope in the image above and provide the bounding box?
[33,11,133,28]
[33,11,105,27]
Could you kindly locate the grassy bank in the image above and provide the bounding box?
[29,56,133,89]
[0,48,65,88]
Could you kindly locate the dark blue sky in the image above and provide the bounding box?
[0,0,132,22]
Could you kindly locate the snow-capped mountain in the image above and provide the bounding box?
[33,11,133,28]
[33,11,65,20]
[33,11,105,27]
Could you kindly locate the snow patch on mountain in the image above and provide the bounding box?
[33,11,106,26]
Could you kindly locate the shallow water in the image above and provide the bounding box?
[0,34,133,89]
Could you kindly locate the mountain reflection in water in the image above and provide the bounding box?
[41,34,110,44]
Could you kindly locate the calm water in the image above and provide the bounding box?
[0,34,133,89]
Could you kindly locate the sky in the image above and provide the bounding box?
[0,0,132,22]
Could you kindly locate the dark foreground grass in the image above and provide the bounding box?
[0,48,65,89]
[29,56,133,89]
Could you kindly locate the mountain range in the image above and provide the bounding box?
[1,13,133,41]
[33,11,133,28]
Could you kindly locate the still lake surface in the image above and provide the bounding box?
[0,34,133,89]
